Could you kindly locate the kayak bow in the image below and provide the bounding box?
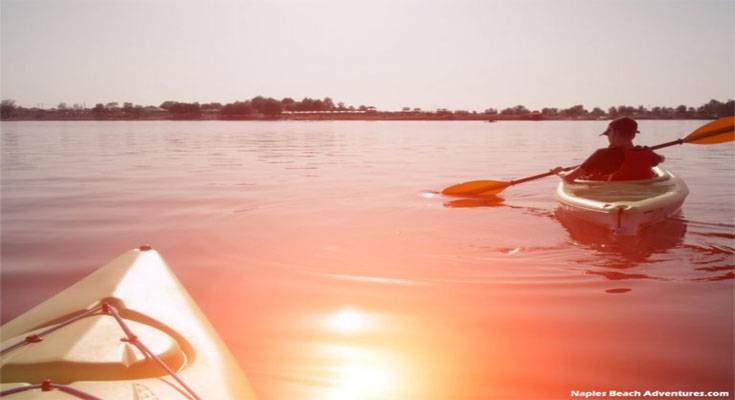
[0,246,257,399]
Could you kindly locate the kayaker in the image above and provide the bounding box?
[554,117,665,182]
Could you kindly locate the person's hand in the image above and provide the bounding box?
[562,174,577,183]
[551,166,564,175]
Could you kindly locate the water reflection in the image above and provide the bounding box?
[441,195,552,218]
[556,209,687,281]
[440,193,728,287]
[557,209,686,258]
[319,309,397,400]
[443,197,506,208]
[605,288,632,294]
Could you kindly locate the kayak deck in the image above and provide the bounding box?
[569,184,671,202]
[0,247,257,399]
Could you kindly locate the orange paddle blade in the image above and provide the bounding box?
[441,180,510,196]
[684,116,734,144]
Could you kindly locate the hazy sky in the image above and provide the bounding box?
[1,0,733,111]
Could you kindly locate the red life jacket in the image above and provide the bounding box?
[608,147,656,181]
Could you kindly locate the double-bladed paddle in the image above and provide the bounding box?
[441,116,734,198]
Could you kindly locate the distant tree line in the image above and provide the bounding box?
[0,96,372,120]
[156,96,376,119]
[481,99,734,120]
[1,97,732,121]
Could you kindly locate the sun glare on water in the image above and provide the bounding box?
[320,309,398,399]
[328,308,366,333]
[330,363,393,400]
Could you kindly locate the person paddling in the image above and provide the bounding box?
[554,117,665,183]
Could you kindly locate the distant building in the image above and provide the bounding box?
[143,106,166,113]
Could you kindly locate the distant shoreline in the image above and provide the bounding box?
[2,97,732,122]
[0,113,723,122]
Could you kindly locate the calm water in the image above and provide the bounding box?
[1,120,733,399]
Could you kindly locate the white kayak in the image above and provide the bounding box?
[554,166,689,235]
[0,246,258,399]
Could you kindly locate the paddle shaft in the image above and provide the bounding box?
[505,165,578,187]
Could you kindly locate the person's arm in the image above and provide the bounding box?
[652,151,665,166]
[552,148,607,183]
[553,166,588,183]
[640,146,665,166]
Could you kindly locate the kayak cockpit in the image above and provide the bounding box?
[560,167,683,207]
[555,166,689,235]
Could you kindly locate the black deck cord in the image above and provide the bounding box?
[0,302,201,400]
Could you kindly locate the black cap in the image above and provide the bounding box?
[600,117,640,137]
